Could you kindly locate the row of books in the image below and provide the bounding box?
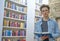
[4,10,27,20]
[10,0,27,5]
[2,30,26,36]
[2,38,26,41]
[3,19,26,28]
[4,0,27,12]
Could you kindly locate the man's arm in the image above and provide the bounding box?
[52,21,60,39]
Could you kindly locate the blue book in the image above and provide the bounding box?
[5,30,12,36]
[11,3,16,10]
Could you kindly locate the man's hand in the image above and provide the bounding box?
[41,36,49,40]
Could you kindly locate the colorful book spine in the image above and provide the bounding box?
[3,19,7,26]
[7,2,11,8]
[18,30,20,36]
[5,30,12,36]
[12,31,16,36]
[4,10,7,17]
[6,11,10,17]
[11,3,16,10]
[9,12,12,18]
[4,0,8,7]
[20,22,24,29]
[24,7,27,13]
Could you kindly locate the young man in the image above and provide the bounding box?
[35,4,59,41]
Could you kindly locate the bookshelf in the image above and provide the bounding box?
[2,0,27,41]
[34,0,42,40]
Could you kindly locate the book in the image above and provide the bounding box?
[9,12,12,18]
[18,30,20,36]
[18,7,24,12]
[5,30,12,36]
[2,38,5,41]
[7,2,11,8]
[12,30,16,36]
[4,0,8,7]
[4,10,7,17]
[3,19,7,26]
[20,22,24,29]
[6,11,9,17]
[34,32,53,38]
[15,30,18,36]
[12,13,15,18]
[11,3,16,10]
[24,7,27,13]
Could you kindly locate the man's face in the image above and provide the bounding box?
[41,7,50,17]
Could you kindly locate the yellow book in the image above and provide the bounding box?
[20,22,24,29]
[8,39,11,41]
[35,11,39,16]
[3,19,7,26]
[24,7,27,13]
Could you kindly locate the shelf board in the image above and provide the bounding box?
[6,0,27,7]
[2,36,26,38]
[4,17,26,22]
[4,7,27,15]
[35,15,41,18]
[34,32,50,34]
[3,26,26,30]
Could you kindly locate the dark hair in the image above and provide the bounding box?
[40,4,50,11]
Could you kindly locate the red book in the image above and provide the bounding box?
[4,10,7,17]
[9,12,12,18]
[15,30,18,36]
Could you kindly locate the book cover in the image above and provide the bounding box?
[5,30,12,36]
[15,30,18,36]
[19,14,21,19]
[7,2,11,8]
[12,13,15,18]
[9,12,12,18]
[6,20,9,26]
[3,19,7,26]
[11,3,16,10]
[12,31,16,36]
[6,11,9,17]
[4,0,8,7]
[2,38,5,41]
[35,32,53,38]
[24,7,27,13]
[18,30,20,36]
[17,22,20,27]
[4,10,7,17]
[14,21,18,27]
[20,22,24,29]
[15,14,19,19]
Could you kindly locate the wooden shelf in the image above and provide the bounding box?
[4,7,27,15]
[6,0,27,7]
[3,26,26,30]
[4,17,26,22]
[2,36,26,38]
